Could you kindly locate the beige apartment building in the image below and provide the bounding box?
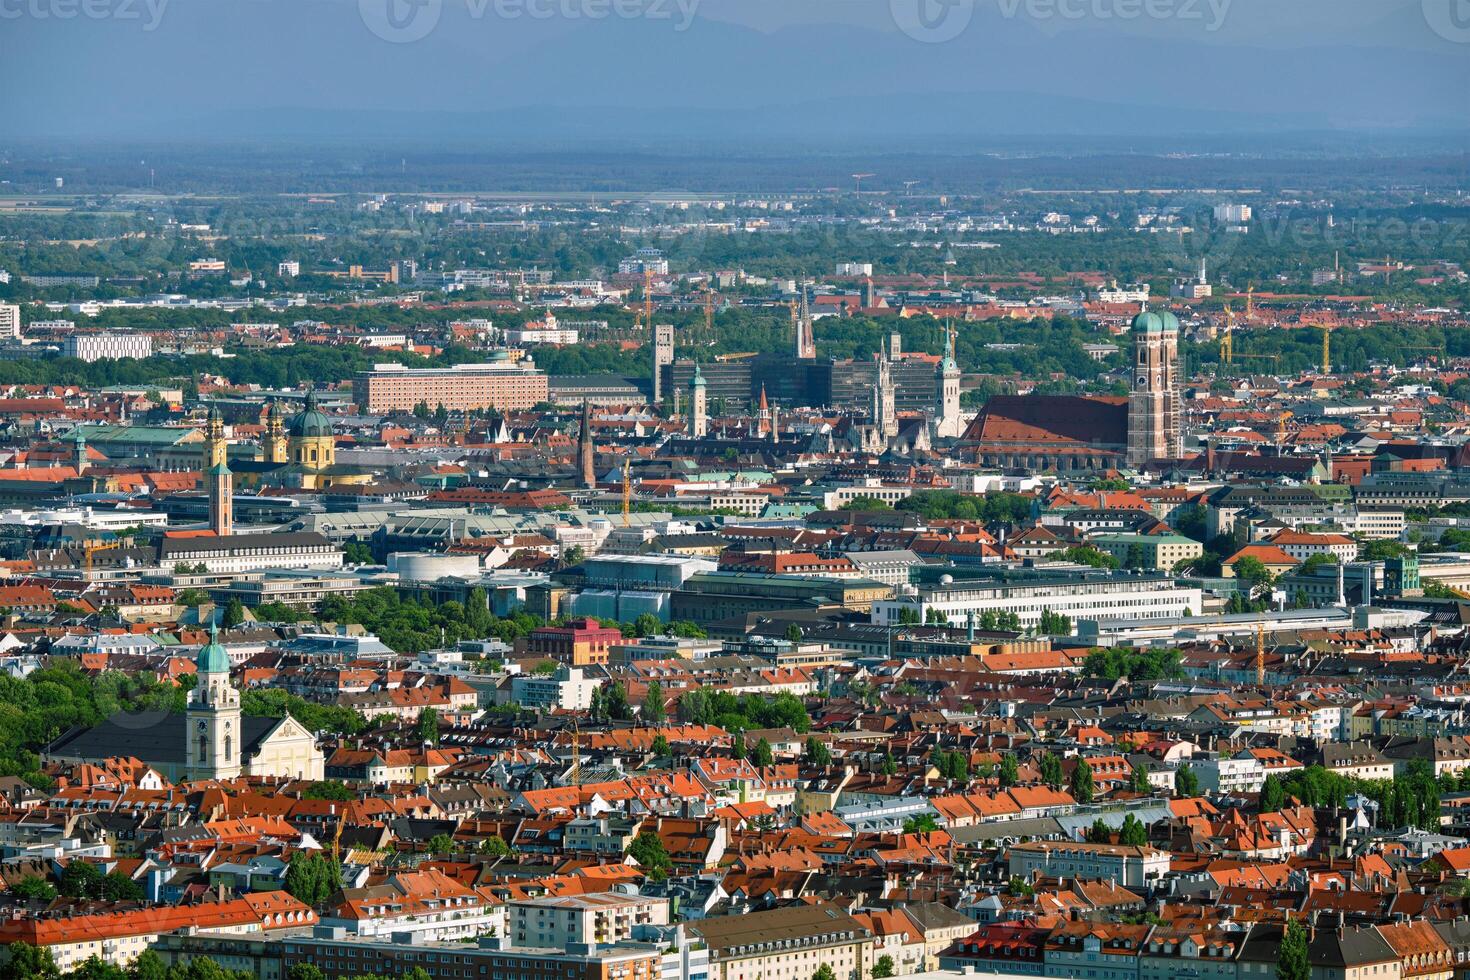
[690,902,873,980]
[354,361,549,413]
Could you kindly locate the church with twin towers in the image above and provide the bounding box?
[654,283,964,447]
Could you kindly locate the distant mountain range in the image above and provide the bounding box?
[2,0,1466,141]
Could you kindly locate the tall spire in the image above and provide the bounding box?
[794,280,816,360]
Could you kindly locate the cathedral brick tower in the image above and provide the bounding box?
[1126,309,1182,467]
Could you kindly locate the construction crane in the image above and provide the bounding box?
[703,286,715,345]
[1255,617,1266,686]
[1245,283,1255,320]
[851,173,875,194]
[1219,301,1235,367]
[621,459,632,528]
[902,180,920,195]
[1320,324,1335,375]
[83,539,124,578]
[642,268,654,330]
[570,718,582,788]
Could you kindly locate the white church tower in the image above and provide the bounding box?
[186,623,242,781]
[936,322,963,438]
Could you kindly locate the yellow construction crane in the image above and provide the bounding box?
[621,459,632,528]
[1219,301,1235,367]
[570,718,582,788]
[643,269,654,331]
[83,539,124,578]
[1321,325,1335,375]
[1233,352,1280,373]
[1255,618,1266,686]
[1245,283,1255,320]
[704,287,715,344]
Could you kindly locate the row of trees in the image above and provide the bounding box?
[0,946,437,980]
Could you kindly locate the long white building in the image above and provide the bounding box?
[872,566,1202,631]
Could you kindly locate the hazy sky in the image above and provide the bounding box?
[2,0,1466,141]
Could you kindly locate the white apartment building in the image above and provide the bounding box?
[64,332,153,362]
[873,569,1202,632]
[1007,841,1170,889]
[0,304,20,340]
[508,664,601,711]
[1188,752,1266,795]
[508,893,670,950]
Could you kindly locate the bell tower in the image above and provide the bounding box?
[1126,309,1182,467]
[936,322,963,438]
[185,624,242,781]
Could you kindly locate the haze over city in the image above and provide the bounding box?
[0,4,1468,980]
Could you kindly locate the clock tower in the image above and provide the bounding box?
[186,623,242,781]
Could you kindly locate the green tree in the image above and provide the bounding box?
[1062,545,1120,570]
[342,541,373,565]
[418,706,440,745]
[302,780,355,802]
[1070,759,1096,804]
[100,871,144,901]
[222,598,246,628]
[10,875,57,901]
[998,753,1020,788]
[1259,774,1286,813]
[651,734,671,756]
[731,732,747,761]
[872,956,895,980]
[1277,920,1310,980]
[1038,752,1064,790]
[287,966,328,980]
[604,681,632,721]
[284,851,341,907]
[1130,763,1152,795]
[784,623,804,643]
[59,860,105,898]
[480,835,513,857]
[1086,818,1113,843]
[903,813,940,834]
[813,966,837,980]
[627,831,673,881]
[805,736,832,767]
[643,681,666,724]
[1175,762,1200,798]
[881,750,898,776]
[1118,814,1149,846]
[0,942,59,980]
[427,832,456,854]
[130,950,169,980]
[1232,555,1276,596]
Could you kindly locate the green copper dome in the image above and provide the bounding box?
[1159,311,1180,333]
[1131,311,1164,333]
[197,623,230,674]
[287,391,333,438]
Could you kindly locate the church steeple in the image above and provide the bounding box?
[186,622,242,782]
